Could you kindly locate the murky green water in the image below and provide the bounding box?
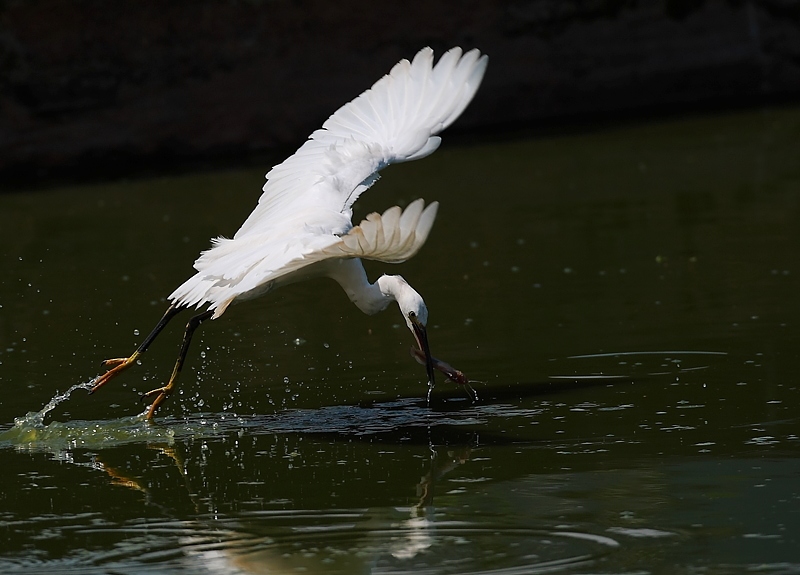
[2,106,800,573]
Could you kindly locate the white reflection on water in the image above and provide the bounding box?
[567,351,728,359]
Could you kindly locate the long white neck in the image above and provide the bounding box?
[325,258,395,316]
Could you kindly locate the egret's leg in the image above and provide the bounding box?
[140,310,214,419]
[91,304,184,394]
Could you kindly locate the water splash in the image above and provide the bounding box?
[17,379,95,428]
[0,381,177,452]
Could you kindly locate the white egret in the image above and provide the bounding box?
[90,46,488,418]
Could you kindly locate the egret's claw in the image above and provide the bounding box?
[139,385,172,420]
[90,353,140,394]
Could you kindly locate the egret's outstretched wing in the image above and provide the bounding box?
[169,47,487,317]
[233,46,487,240]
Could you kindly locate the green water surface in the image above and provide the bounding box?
[1,106,799,573]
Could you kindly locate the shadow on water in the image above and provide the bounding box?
[0,344,737,461]
[2,345,708,452]
[0,375,618,451]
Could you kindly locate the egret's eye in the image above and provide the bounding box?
[408,311,417,319]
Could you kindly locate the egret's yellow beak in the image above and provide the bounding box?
[409,313,436,385]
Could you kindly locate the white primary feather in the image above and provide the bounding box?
[322,199,439,264]
[169,47,488,317]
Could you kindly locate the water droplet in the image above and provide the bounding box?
[293,337,306,346]
[133,329,140,336]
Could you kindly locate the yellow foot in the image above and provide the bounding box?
[140,385,172,420]
[90,352,140,394]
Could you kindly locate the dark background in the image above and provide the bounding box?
[2,0,799,187]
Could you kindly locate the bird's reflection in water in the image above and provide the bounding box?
[92,443,201,514]
[390,445,473,560]
[415,445,472,509]
[89,436,476,572]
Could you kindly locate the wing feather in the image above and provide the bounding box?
[319,199,439,264]
[169,47,486,315]
[233,46,487,240]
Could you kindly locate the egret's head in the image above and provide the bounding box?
[401,298,428,334]
[395,289,434,386]
[382,275,426,328]
[391,278,428,336]
[378,275,436,385]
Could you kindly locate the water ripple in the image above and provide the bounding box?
[0,508,620,575]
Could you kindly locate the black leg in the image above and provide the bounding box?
[91,303,185,394]
[137,303,184,355]
[141,309,214,419]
